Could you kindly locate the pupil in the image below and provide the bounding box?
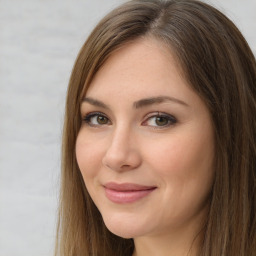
[156,117,167,126]
[97,116,107,124]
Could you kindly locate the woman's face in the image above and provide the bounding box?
[76,38,215,239]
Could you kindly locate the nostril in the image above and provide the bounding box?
[102,147,142,172]
[101,130,142,171]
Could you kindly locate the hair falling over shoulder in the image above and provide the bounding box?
[54,0,256,255]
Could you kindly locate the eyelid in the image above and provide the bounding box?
[81,111,177,128]
[82,111,112,126]
[142,112,177,128]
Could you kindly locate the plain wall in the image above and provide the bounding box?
[0,0,255,255]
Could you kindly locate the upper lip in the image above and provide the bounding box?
[104,182,156,191]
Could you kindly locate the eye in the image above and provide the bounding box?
[142,112,177,128]
[83,112,111,126]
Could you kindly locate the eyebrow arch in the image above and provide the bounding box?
[82,95,188,109]
[82,97,110,109]
[134,96,189,108]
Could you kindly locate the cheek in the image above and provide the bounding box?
[145,134,215,222]
[144,131,215,191]
[75,131,105,178]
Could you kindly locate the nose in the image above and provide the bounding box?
[102,126,142,172]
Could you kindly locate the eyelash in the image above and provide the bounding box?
[142,112,177,128]
[83,112,111,127]
[82,112,177,128]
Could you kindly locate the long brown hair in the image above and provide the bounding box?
[55,1,256,255]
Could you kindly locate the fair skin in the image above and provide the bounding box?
[76,38,215,256]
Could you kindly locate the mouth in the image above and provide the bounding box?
[103,182,157,204]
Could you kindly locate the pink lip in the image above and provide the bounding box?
[104,182,156,204]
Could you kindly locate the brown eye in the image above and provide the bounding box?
[142,113,177,128]
[83,112,111,126]
[155,116,169,126]
[97,115,108,124]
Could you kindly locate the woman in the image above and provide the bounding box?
[55,0,256,255]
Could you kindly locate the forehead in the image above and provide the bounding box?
[85,38,190,100]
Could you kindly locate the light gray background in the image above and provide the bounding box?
[0,1,255,256]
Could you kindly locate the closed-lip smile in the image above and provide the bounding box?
[103,182,157,204]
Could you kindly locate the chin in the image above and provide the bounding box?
[102,214,147,239]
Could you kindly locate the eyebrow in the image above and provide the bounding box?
[82,96,188,109]
[82,97,110,109]
[133,96,189,108]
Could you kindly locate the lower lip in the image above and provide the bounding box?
[104,187,155,204]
